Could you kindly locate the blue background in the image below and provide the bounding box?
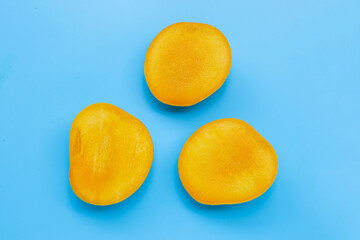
[0,0,359,239]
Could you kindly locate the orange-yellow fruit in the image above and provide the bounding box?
[179,118,278,205]
[69,103,153,206]
[145,22,232,106]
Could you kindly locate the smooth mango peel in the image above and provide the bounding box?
[179,118,278,205]
[145,22,232,106]
[69,103,153,206]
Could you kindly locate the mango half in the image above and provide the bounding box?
[145,22,232,106]
[179,118,278,205]
[69,103,153,205]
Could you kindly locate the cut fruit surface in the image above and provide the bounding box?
[145,22,232,106]
[69,103,153,205]
[179,118,278,205]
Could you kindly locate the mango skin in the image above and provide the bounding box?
[179,118,278,205]
[69,103,153,206]
[145,22,232,106]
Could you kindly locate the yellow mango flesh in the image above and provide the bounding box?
[145,22,232,106]
[69,103,153,206]
[179,118,278,205]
